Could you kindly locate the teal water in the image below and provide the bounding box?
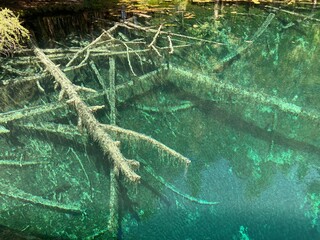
[1,2,320,239]
[118,85,319,240]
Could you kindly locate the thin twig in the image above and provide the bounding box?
[69,147,90,187]
[167,35,174,54]
[105,30,137,76]
[36,80,45,93]
[109,57,116,125]
[148,24,163,48]
[265,5,320,22]
[66,24,119,67]
[144,165,219,205]
[78,49,91,66]
[148,24,163,57]
[0,160,48,166]
[122,21,225,45]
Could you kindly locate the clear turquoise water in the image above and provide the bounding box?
[1,2,320,239]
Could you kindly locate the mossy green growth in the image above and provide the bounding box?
[0,8,29,55]
[240,226,250,240]
[303,193,320,227]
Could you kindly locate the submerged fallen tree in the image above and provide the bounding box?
[32,43,191,182]
[33,43,142,182]
[167,66,320,150]
[30,40,192,238]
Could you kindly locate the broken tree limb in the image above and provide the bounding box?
[0,160,48,166]
[134,100,194,113]
[0,181,82,214]
[106,56,119,237]
[102,124,191,166]
[32,43,141,183]
[0,73,49,86]
[15,122,87,145]
[0,101,65,125]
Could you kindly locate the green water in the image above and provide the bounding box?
[1,2,320,239]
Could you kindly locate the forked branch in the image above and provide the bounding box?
[31,42,191,183]
[32,43,141,182]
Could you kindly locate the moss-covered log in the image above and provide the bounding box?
[167,66,320,150]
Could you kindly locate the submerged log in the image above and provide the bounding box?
[167,66,320,150]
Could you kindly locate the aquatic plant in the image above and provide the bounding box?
[239,225,251,240]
